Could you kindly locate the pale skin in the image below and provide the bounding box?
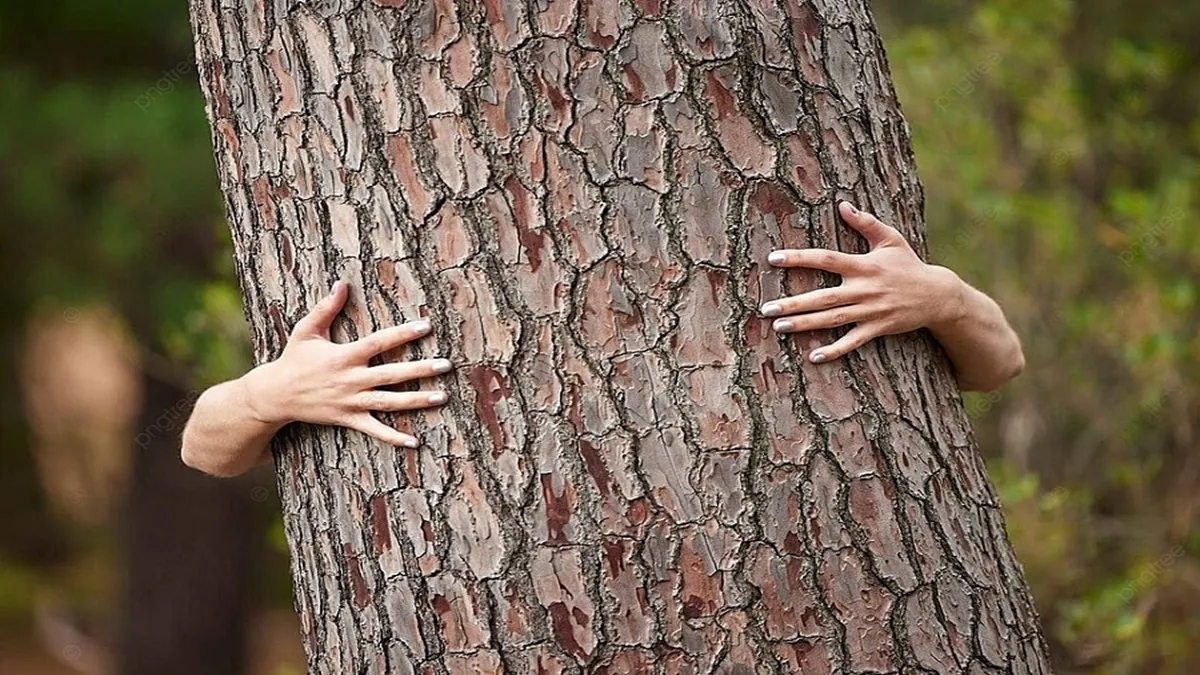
[181,201,1024,477]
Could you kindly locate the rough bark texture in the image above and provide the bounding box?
[190,0,1052,672]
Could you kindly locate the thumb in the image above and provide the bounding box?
[839,201,902,249]
[291,280,349,338]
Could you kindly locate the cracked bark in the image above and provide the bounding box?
[189,0,1052,673]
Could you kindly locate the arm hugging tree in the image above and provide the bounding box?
[189,0,1051,672]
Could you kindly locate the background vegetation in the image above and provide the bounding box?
[1,0,1196,672]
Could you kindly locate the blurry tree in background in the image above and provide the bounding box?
[0,0,1196,673]
[0,1,267,674]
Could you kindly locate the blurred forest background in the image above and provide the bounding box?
[1,0,1197,673]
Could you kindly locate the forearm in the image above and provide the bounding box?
[927,268,1025,392]
[181,366,287,477]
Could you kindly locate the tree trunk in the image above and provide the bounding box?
[116,372,256,675]
[189,0,1052,672]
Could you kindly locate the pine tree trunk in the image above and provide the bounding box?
[190,0,1052,672]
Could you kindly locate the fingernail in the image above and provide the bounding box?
[767,251,787,265]
[432,359,453,374]
[773,319,793,332]
[810,351,827,363]
[413,319,432,334]
[428,391,448,405]
[843,202,859,214]
[761,302,782,317]
[403,438,420,449]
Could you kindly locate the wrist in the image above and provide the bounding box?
[925,264,969,331]
[241,360,292,428]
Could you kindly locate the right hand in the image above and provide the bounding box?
[242,281,452,448]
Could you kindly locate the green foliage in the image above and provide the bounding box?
[0,48,249,382]
[884,1,1200,670]
[0,557,38,623]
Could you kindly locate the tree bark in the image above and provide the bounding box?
[190,0,1052,672]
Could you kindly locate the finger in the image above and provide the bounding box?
[808,323,880,363]
[348,319,433,360]
[761,286,862,317]
[766,248,866,275]
[346,414,420,449]
[839,201,903,249]
[772,306,871,334]
[363,358,454,386]
[359,389,448,413]
[292,281,349,338]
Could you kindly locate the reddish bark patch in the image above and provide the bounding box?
[386,134,433,219]
[467,365,512,452]
[215,119,242,178]
[251,175,279,231]
[577,439,613,499]
[548,602,587,659]
[404,447,421,486]
[635,0,662,16]
[431,593,452,617]
[784,531,805,557]
[598,650,649,674]
[704,70,737,120]
[507,176,545,272]
[482,0,502,28]
[540,473,574,543]
[278,232,294,270]
[622,64,646,100]
[265,48,299,115]
[344,545,371,609]
[789,0,821,44]
[536,71,571,120]
[627,498,650,526]
[679,533,721,619]
[749,182,800,225]
[369,494,392,556]
[210,61,232,119]
[266,303,288,354]
[601,539,627,578]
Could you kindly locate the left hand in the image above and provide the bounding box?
[761,201,964,363]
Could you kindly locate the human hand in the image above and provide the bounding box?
[761,201,965,363]
[242,281,452,448]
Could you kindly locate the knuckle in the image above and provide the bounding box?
[358,390,384,410]
[859,281,883,297]
[361,335,383,353]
